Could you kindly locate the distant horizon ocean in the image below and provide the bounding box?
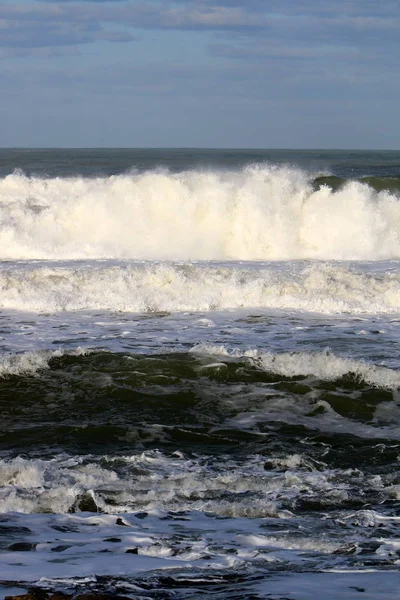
[1,148,400,599]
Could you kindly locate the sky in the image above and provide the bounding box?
[0,0,399,148]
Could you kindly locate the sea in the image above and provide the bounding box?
[1,148,400,599]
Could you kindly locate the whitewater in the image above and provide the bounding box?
[1,148,400,600]
[2,164,400,261]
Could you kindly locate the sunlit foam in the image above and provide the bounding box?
[1,165,400,260]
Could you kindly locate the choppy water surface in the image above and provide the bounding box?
[1,149,400,599]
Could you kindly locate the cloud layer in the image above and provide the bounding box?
[1,0,398,48]
[1,0,399,147]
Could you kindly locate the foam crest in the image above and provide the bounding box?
[1,166,400,260]
[192,345,400,389]
[1,261,400,313]
[0,347,87,378]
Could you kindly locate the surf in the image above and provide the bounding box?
[1,165,400,261]
[1,261,400,313]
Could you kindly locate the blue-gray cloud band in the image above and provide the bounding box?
[1,0,399,58]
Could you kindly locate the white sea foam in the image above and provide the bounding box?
[1,166,400,261]
[0,451,398,594]
[1,451,399,592]
[0,450,389,517]
[0,347,87,378]
[2,261,400,313]
[0,509,352,587]
[192,344,400,389]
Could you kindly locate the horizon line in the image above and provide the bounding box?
[0,146,399,152]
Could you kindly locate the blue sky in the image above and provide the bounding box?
[0,0,399,148]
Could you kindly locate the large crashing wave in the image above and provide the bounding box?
[1,165,400,261]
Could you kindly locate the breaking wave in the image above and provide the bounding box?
[2,261,400,313]
[1,165,400,261]
[2,345,399,388]
[192,344,400,389]
[2,348,400,447]
[0,347,88,378]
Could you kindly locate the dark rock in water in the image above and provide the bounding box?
[8,542,37,551]
[51,544,71,553]
[51,524,80,533]
[333,543,358,555]
[69,493,99,513]
[0,526,32,536]
[125,547,138,554]
[115,518,129,527]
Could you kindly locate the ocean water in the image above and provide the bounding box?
[1,148,400,599]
